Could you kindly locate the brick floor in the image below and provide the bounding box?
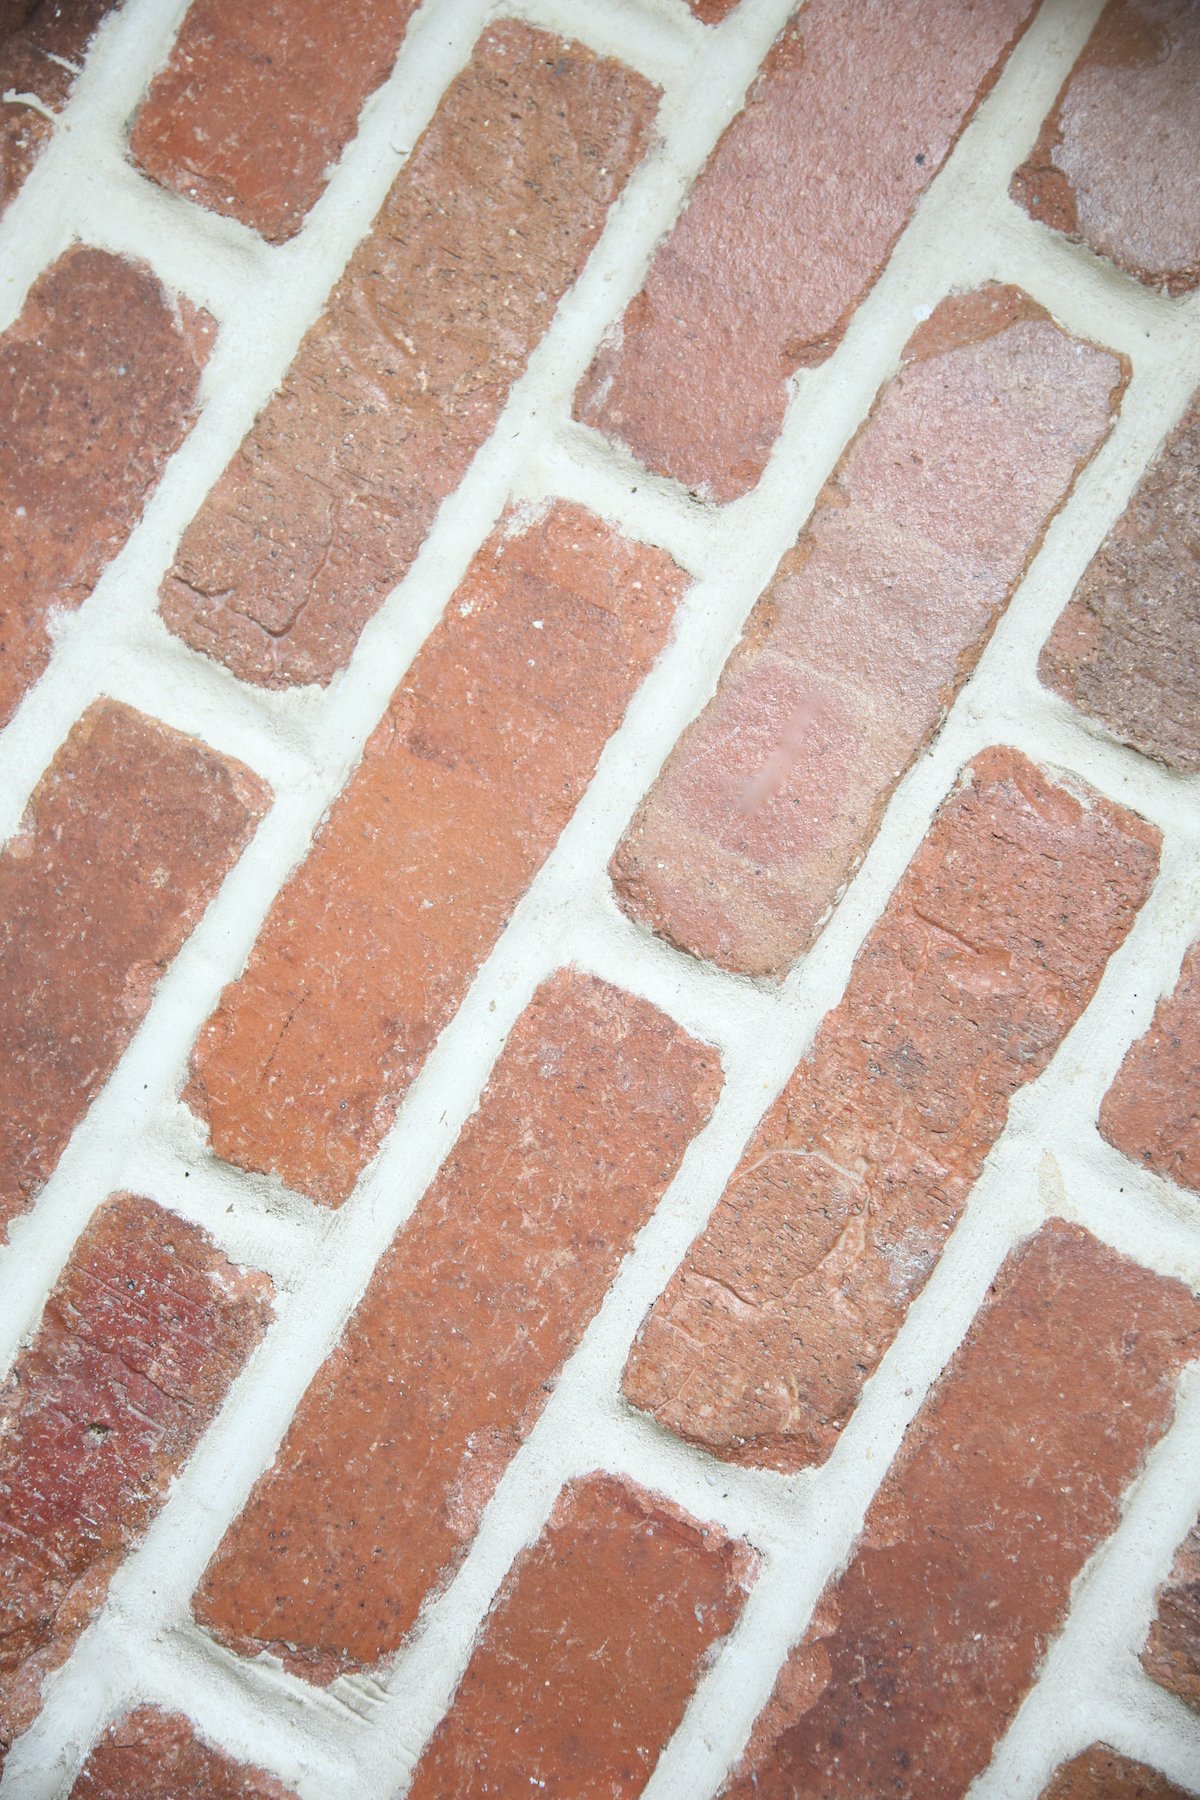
[0,1,1198,1797]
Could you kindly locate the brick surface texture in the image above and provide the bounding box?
[1101,939,1200,1194]
[1042,1747,1199,1799]
[0,1195,271,1767]
[1143,1516,1200,1714]
[71,1707,296,1800]
[0,1,115,214]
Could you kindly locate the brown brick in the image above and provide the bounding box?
[0,700,268,1239]
[71,1707,295,1800]
[0,2,116,215]
[1040,388,1200,774]
[0,248,213,727]
[130,0,420,242]
[409,1473,754,1799]
[724,1222,1200,1800]
[1012,0,1200,294]
[1101,940,1200,1194]
[1143,1515,1200,1714]
[185,504,686,1205]
[0,1195,272,1767]
[575,0,1038,502]
[612,287,1126,978]
[160,25,659,688]
[624,748,1160,1471]
[1043,1745,1199,1799]
[194,972,720,1681]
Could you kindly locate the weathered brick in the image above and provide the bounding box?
[1042,1748,1197,1800]
[1101,940,1200,1193]
[409,1474,754,1799]
[0,247,213,726]
[186,505,686,1205]
[130,0,420,242]
[0,1195,272,1766]
[686,0,741,20]
[0,2,116,215]
[160,25,659,688]
[1012,0,1200,294]
[575,0,1038,501]
[72,1707,296,1800]
[612,287,1126,978]
[1142,1514,1200,1713]
[0,700,268,1239]
[624,748,1160,1471]
[723,1222,1200,1799]
[194,972,720,1681]
[1040,388,1200,774]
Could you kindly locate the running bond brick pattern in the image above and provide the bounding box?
[0,246,213,728]
[1101,939,1200,1193]
[194,972,719,1681]
[624,748,1159,1470]
[723,1222,1200,1799]
[407,1474,754,1800]
[0,699,267,1238]
[1012,0,1200,294]
[612,286,1126,978]
[186,505,686,1204]
[159,25,659,688]
[71,1708,297,1799]
[1042,1747,1198,1800]
[0,0,116,214]
[0,1195,271,1769]
[1144,1515,1200,1714]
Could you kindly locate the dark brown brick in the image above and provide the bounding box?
[71,1707,296,1799]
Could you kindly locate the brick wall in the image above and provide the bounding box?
[1,0,1198,1796]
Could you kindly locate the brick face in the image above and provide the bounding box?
[1142,1516,1200,1713]
[1012,0,1200,294]
[0,248,214,727]
[0,701,268,1239]
[159,25,660,688]
[575,0,1038,501]
[71,1707,296,1800]
[724,1222,1200,1800]
[624,748,1160,1471]
[185,505,686,1205]
[408,1474,754,1800]
[1043,1748,1198,1799]
[194,972,720,1681]
[1100,940,1200,1193]
[611,287,1126,978]
[130,0,420,242]
[0,1195,272,1767]
[0,1,116,215]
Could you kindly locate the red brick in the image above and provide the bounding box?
[1101,941,1200,1194]
[723,1222,1200,1800]
[194,972,720,1681]
[0,2,116,215]
[624,748,1160,1471]
[0,1195,272,1766]
[1012,0,1200,294]
[160,25,659,688]
[575,0,1038,501]
[1042,1748,1197,1800]
[612,287,1126,978]
[1040,389,1200,774]
[185,504,686,1205]
[0,248,214,727]
[71,1707,295,1800]
[409,1473,754,1799]
[686,0,741,20]
[1142,1514,1200,1713]
[0,700,268,1239]
[129,0,420,243]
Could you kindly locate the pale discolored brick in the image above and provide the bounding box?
[71,1707,296,1799]
[1042,1747,1198,1799]
[1101,940,1200,1194]
[1143,1515,1200,1714]
[0,1,117,214]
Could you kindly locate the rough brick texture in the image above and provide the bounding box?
[686,0,741,20]
[71,1707,296,1800]
[0,247,213,727]
[575,0,1038,501]
[1143,1516,1200,1713]
[1042,1747,1198,1799]
[724,1222,1200,1799]
[409,1474,754,1800]
[0,1195,272,1767]
[612,287,1126,978]
[1040,388,1200,774]
[1101,940,1200,1194]
[160,25,659,688]
[185,505,685,1205]
[0,700,268,1238]
[130,0,420,242]
[1012,0,1200,294]
[194,972,720,1681]
[624,748,1160,1471]
[0,1,115,214]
